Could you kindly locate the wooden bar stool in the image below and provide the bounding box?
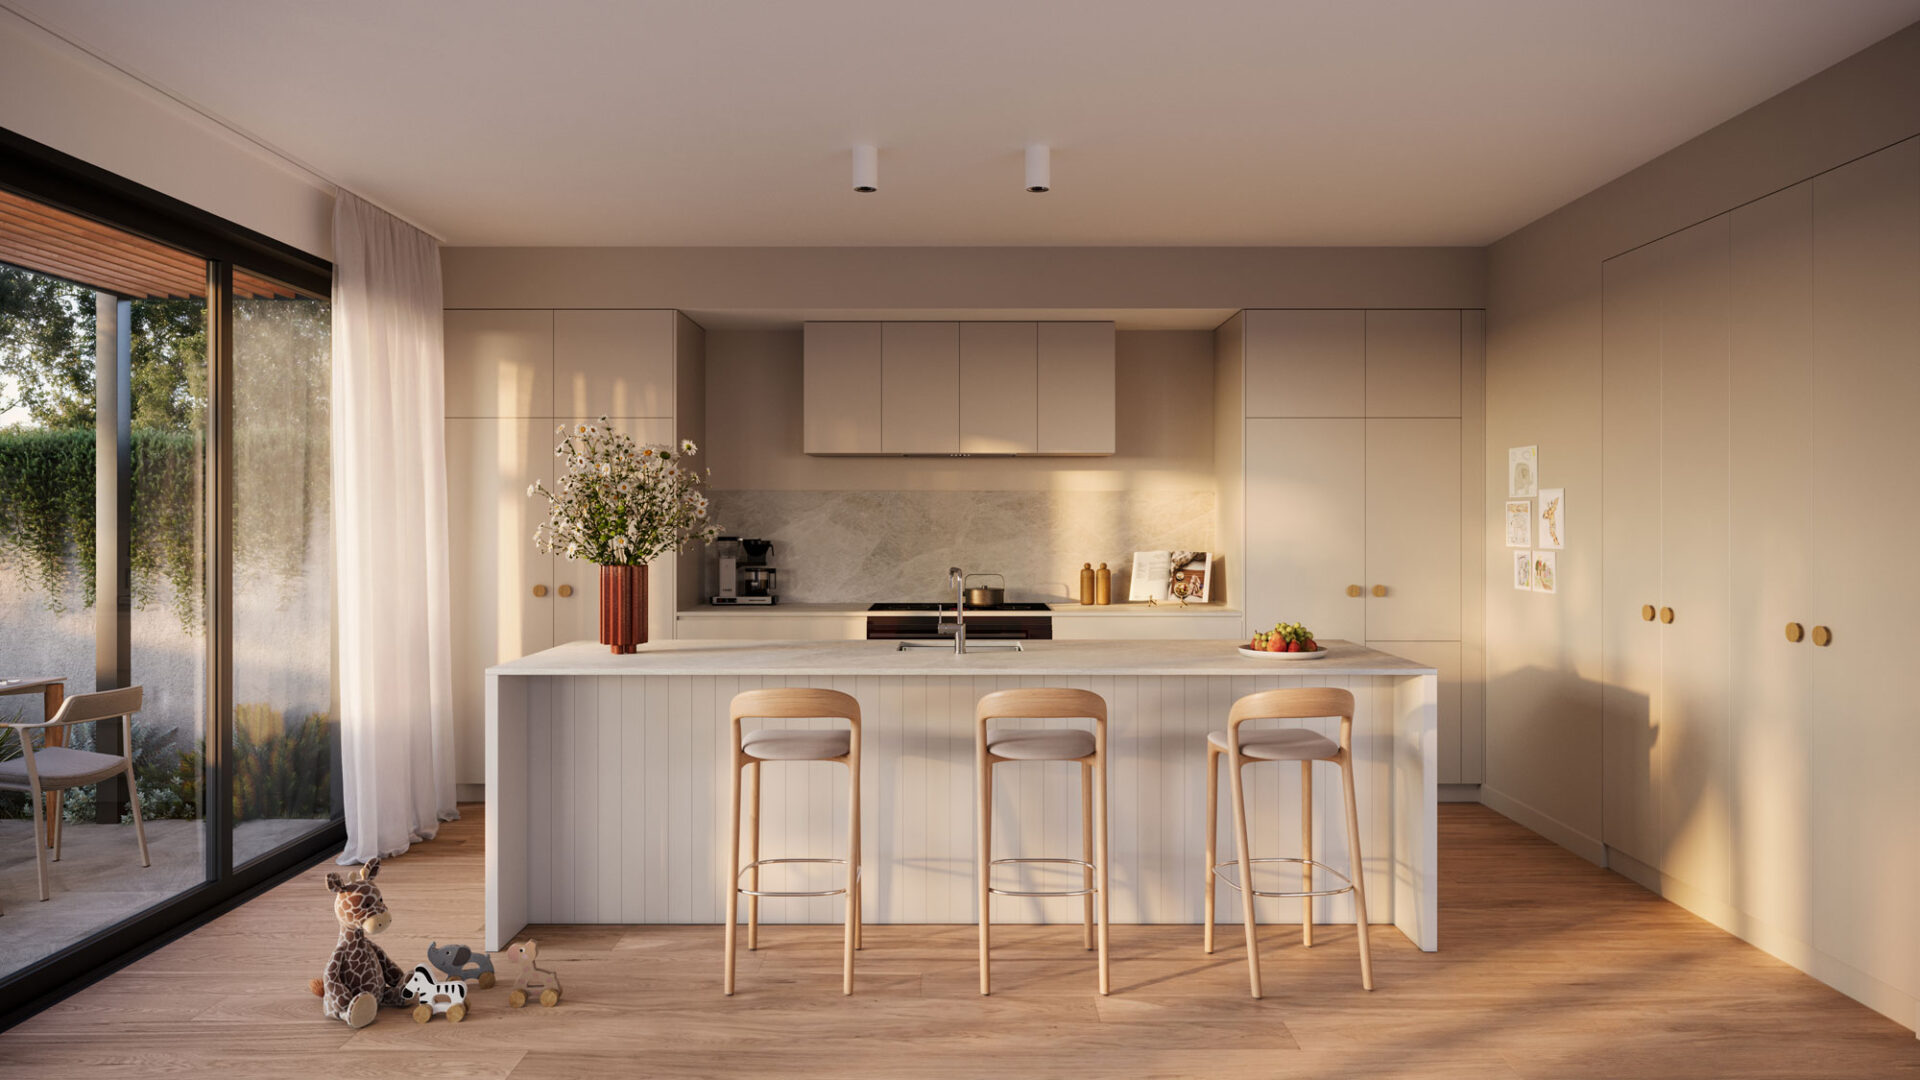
[723,688,862,996]
[1203,687,1373,997]
[975,687,1109,996]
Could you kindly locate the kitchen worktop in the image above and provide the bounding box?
[678,602,1245,617]
[490,637,1430,677]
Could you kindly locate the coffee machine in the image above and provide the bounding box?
[712,537,778,605]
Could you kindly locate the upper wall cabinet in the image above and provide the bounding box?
[805,320,1116,455]
[803,322,883,454]
[1244,308,1463,419]
[1037,322,1116,454]
[881,321,961,454]
[960,322,1039,454]
[444,309,553,418]
[555,309,676,418]
[1244,309,1364,417]
[1365,310,1461,417]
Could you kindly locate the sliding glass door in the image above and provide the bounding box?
[231,275,339,866]
[0,128,340,1022]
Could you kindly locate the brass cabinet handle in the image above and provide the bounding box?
[1371,585,1388,598]
[1811,625,1832,647]
[1659,606,1675,624]
[532,584,549,598]
[557,584,574,598]
[1346,584,1363,598]
[1785,621,1804,643]
[1641,604,1656,622]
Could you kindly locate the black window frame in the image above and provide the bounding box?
[0,126,344,1028]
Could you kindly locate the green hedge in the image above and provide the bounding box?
[0,425,325,629]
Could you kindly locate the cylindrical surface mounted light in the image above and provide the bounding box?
[852,144,879,193]
[1025,144,1050,192]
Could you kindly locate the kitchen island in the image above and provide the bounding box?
[485,638,1437,952]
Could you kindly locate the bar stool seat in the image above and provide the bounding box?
[1205,728,1337,761]
[742,728,851,761]
[986,728,1094,761]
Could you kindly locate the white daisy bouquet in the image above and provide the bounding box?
[528,419,722,565]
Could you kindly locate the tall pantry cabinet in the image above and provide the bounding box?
[444,309,705,793]
[1600,136,1920,1020]
[1218,309,1487,785]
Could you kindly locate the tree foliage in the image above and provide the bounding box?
[0,258,331,624]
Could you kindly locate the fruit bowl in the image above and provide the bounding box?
[1236,645,1329,661]
[1243,620,1324,659]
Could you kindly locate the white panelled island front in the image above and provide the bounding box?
[485,638,1438,952]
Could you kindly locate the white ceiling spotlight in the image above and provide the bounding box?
[852,144,879,193]
[1024,144,1051,193]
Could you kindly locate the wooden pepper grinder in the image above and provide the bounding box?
[1095,562,1112,605]
[1079,563,1096,605]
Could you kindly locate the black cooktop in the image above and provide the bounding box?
[867,602,1051,612]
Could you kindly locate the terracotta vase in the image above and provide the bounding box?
[598,563,648,654]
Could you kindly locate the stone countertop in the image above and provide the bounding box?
[678,603,1245,617]
[490,638,1434,678]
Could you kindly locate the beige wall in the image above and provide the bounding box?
[1481,18,1920,858]
[0,9,334,258]
[442,247,1483,311]
[702,328,1216,494]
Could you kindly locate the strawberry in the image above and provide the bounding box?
[1286,640,1301,652]
[1305,639,1319,652]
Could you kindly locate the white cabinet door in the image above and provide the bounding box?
[1244,418,1366,643]
[444,309,552,418]
[1364,419,1461,641]
[1244,310,1365,418]
[1809,139,1920,998]
[1365,310,1461,418]
[1656,214,1733,902]
[1727,180,1816,944]
[803,322,883,454]
[880,322,960,454]
[554,309,675,419]
[446,418,554,787]
[1037,322,1116,454]
[960,322,1037,454]
[1600,238,1666,865]
[553,418,679,647]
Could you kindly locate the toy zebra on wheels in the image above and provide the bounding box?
[401,964,469,1023]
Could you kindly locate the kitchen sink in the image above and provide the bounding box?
[896,641,1024,652]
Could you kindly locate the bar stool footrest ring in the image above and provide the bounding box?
[736,857,857,898]
[987,857,1099,898]
[1210,856,1354,899]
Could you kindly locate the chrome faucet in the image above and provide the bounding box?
[942,566,968,654]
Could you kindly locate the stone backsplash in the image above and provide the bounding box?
[699,489,1215,604]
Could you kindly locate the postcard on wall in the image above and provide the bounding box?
[1508,445,1538,497]
[1536,488,1566,550]
[1513,550,1533,591]
[1505,500,1533,548]
[1129,550,1212,603]
[1532,550,1557,595]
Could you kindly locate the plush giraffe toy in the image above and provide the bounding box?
[307,859,410,1029]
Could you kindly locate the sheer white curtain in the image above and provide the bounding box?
[331,191,457,862]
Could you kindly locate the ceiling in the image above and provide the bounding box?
[10,0,1920,247]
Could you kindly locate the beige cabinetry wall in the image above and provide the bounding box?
[444,308,704,792]
[1596,136,1920,1026]
[1224,309,1485,785]
[805,321,1116,455]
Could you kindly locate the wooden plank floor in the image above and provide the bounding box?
[4,803,1917,1078]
